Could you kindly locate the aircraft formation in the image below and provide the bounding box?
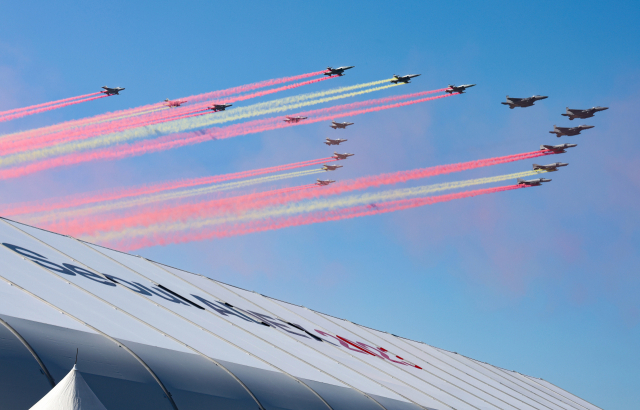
[0,65,612,247]
[500,90,608,187]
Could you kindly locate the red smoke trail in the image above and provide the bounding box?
[109,185,526,251]
[1,77,333,155]
[185,70,327,103]
[2,70,325,143]
[50,150,549,237]
[3,157,333,217]
[0,90,455,179]
[0,95,108,122]
[0,92,103,117]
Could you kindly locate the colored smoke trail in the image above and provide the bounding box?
[184,70,326,103]
[73,170,541,239]
[26,167,328,226]
[0,76,345,158]
[0,92,102,117]
[2,157,333,217]
[0,95,108,123]
[91,185,526,250]
[0,70,325,143]
[0,80,398,168]
[0,90,462,179]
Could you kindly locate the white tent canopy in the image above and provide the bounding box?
[30,365,107,410]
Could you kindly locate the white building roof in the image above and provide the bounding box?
[0,217,600,410]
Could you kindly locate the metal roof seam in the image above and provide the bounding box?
[347,320,542,410]
[463,356,583,410]
[322,316,529,410]
[69,240,273,410]
[0,272,179,410]
[144,259,402,410]
[490,367,592,410]
[145,259,411,410]
[0,315,56,388]
[427,347,570,410]
[303,307,506,410]
[521,376,603,410]
[195,278,462,410]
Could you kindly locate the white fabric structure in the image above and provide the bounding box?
[30,365,107,410]
[0,217,601,410]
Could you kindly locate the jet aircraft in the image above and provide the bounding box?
[540,143,577,153]
[333,152,354,160]
[316,179,335,186]
[517,177,552,186]
[322,164,343,171]
[101,86,125,96]
[164,99,187,108]
[501,95,548,109]
[391,74,421,84]
[284,116,308,123]
[208,103,232,112]
[561,106,609,120]
[324,66,355,76]
[446,84,476,94]
[549,124,594,137]
[533,162,568,172]
[330,120,354,129]
[325,138,347,146]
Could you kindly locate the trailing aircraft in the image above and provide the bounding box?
[390,74,421,84]
[101,86,125,96]
[501,95,548,109]
[324,66,355,76]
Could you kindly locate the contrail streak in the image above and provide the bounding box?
[0,88,454,179]
[0,70,325,143]
[26,167,327,227]
[1,157,335,217]
[57,168,543,238]
[0,76,334,156]
[0,92,102,116]
[0,95,108,122]
[91,184,527,250]
[0,77,377,163]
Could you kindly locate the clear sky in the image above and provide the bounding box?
[1,1,639,408]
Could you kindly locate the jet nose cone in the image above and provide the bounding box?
[583,125,595,129]
[568,144,578,147]
[538,95,548,100]
[598,106,609,111]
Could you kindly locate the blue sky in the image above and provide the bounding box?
[1,1,639,408]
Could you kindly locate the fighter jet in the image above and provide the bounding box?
[517,177,552,186]
[533,162,568,172]
[322,164,343,171]
[391,74,421,84]
[446,84,476,94]
[324,66,355,77]
[164,99,187,108]
[330,120,354,129]
[333,152,354,160]
[540,143,577,153]
[284,116,307,123]
[101,86,125,96]
[561,106,609,120]
[549,124,594,137]
[325,138,347,146]
[316,179,335,186]
[501,95,548,109]
[208,103,232,112]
